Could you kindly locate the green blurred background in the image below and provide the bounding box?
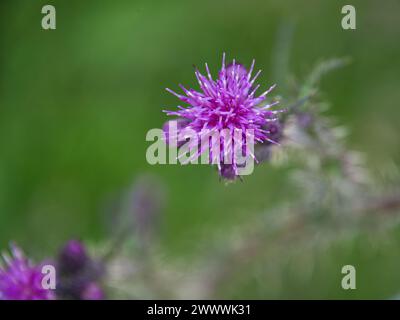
[0,0,399,298]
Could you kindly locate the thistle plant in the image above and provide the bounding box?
[1,57,400,300]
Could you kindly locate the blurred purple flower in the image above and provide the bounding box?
[254,117,284,163]
[0,244,54,300]
[56,240,105,300]
[164,54,281,179]
[81,282,104,300]
[163,118,191,147]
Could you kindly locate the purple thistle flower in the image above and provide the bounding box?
[81,282,104,300]
[0,244,54,300]
[164,54,282,179]
[58,240,88,275]
[56,240,105,300]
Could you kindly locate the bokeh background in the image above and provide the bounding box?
[1,0,399,298]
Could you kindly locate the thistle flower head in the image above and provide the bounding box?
[0,244,54,300]
[56,240,105,300]
[164,54,282,179]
